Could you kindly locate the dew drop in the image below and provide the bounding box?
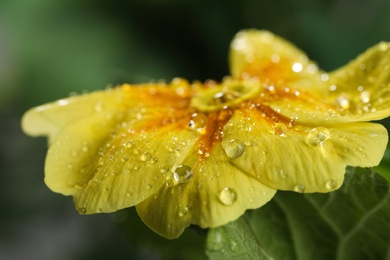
[98,208,103,213]
[149,156,158,164]
[223,139,246,159]
[279,169,287,179]
[219,187,237,205]
[173,165,193,183]
[207,229,226,251]
[294,183,305,193]
[78,207,87,214]
[325,179,337,190]
[307,127,331,146]
[360,91,370,103]
[292,62,303,72]
[139,152,152,162]
[160,166,170,173]
[178,206,189,217]
[228,239,239,252]
[337,95,350,109]
[274,122,287,136]
[188,113,207,132]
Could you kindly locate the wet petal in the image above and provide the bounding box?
[229,30,324,93]
[222,109,387,193]
[22,80,201,213]
[264,42,390,125]
[326,42,390,121]
[136,145,276,239]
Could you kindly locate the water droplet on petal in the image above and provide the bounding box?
[149,156,158,164]
[173,165,193,183]
[219,187,237,205]
[292,62,303,72]
[160,166,170,173]
[78,207,87,214]
[360,91,370,103]
[294,183,305,193]
[178,206,189,217]
[307,127,331,146]
[337,95,350,109]
[188,113,207,132]
[98,208,103,213]
[274,123,287,136]
[223,139,246,159]
[139,152,152,162]
[279,169,287,179]
[325,179,337,190]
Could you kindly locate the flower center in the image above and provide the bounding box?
[190,78,261,112]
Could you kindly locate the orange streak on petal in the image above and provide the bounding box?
[196,108,234,161]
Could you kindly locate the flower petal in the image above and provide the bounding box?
[22,80,205,214]
[326,42,390,121]
[264,42,390,125]
[222,108,388,193]
[229,29,324,93]
[136,144,276,239]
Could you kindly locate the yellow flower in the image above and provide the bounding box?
[22,30,390,239]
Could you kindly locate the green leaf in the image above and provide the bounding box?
[248,167,390,260]
[205,217,269,260]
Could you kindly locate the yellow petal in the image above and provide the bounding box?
[222,108,387,193]
[263,42,390,125]
[136,144,276,239]
[229,30,390,125]
[229,29,324,93]
[326,42,390,121]
[22,80,203,213]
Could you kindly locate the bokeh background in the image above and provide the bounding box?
[1,0,390,259]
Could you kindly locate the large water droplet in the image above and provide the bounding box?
[307,127,331,146]
[274,122,287,136]
[173,165,193,183]
[223,139,246,159]
[188,113,207,132]
[219,187,237,205]
[325,179,337,190]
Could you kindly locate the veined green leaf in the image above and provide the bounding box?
[249,167,390,260]
[206,217,269,260]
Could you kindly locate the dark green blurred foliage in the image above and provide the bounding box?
[1,0,390,259]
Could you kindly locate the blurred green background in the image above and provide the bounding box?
[1,0,390,259]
